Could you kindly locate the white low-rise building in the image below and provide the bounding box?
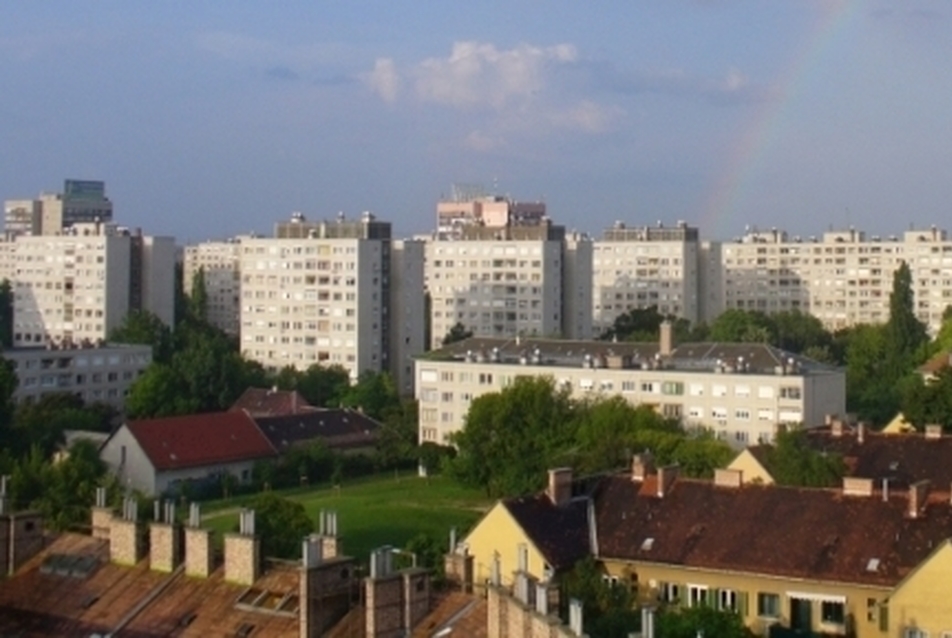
[415,323,845,448]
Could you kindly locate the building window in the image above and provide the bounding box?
[659,582,680,604]
[757,593,780,618]
[780,386,802,400]
[717,589,737,611]
[821,600,845,625]
[688,585,708,608]
[903,629,928,638]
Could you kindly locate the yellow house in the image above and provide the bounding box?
[461,468,591,587]
[882,412,916,435]
[595,467,952,638]
[726,447,774,485]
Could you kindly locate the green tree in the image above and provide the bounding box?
[247,492,314,559]
[765,429,845,487]
[340,371,400,420]
[0,356,18,450]
[39,439,107,530]
[772,309,833,355]
[292,363,351,408]
[442,322,474,346]
[599,306,699,343]
[448,376,577,497]
[886,261,929,369]
[656,605,754,638]
[901,366,952,431]
[708,309,776,344]
[9,392,107,457]
[109,310,174,364]
[376,399,419,469]
[0,279,13,348]
[189,266,209,323]
[562,557,640,638]
[843,324,897,423]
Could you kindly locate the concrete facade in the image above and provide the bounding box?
[4,343,151,410]
[183,239,242,335]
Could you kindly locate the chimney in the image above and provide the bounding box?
[641,606,656,638]
[925,424,943,440]
[882,478,890,503]
[908,480,931,519]
[109,497,143,566]
[842,477,874,497]
[857,421,866,444]
[568,598,584,637]
[659,320,673,357]
[831,418,843,437]
[546,468,573,506]
[443,527,474,593]
[6,511,44,576]
[657,464,680,497]
[184,503,213,578]
[299,535,360,638]
[224,509,260,585]
[713,468,742,489]
[90,486,112,541]
[318,510,341,559]
[149,500,180,572]
[631,453,655,482]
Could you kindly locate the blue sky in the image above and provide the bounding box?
[1,1,949,242]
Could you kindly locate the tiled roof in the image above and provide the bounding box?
[918,351,952,375]
[0,533,299,638]
[254,409,381,452]
[801,430,952,492]
[125,411,277,471]
[411,592,487,638]
[594,475,952,587]
[502,495,592,572]
[418,336,838,376]
[230,387,313,417]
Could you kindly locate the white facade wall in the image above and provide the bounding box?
[426,238,570,348]
[389,239,426,394]
[717,227,952,333]
[100,425,158,495]
[563,235,593,341]
[138,236,176,327]
[183,240,242,335]
[415,358,844,448]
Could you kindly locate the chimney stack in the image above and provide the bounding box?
[714,468,743,489]
[925,424,943,440]
[908,480,931,519]
[443,527,474,593]
[831,418,844,437]
[184,503,213,578]
[659,320,674,357]
[318,510,341,559]
[546,468,573,506]
[631,452,655,482]
[149,500,180,572]
[857,421,866,444]
[842,477,874,497]
[91,486,112,540]
[641,606,656,638]
[224,509,260,585]
[109,497,143,566]
[568,599,584,637]
[657,464,680,498]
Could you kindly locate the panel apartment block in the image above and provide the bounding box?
[183,240,242,336]
[239,213,424,392]
[592,221,700,334]
[415,334,844,447]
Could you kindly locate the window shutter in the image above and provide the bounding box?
[710,588,719,609]
[738,591,749,618]
[879,604,889,633]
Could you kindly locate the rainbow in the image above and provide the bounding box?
[700,1,859,239]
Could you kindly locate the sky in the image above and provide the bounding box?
[1,1,950,243]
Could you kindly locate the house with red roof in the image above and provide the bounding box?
[99,411,278,496]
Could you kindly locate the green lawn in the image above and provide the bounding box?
[202,472,492,560]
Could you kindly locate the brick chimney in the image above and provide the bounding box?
[365,547,430,638]
[908,480,931,518]
[184,503,213,578]
[857,421,867,445]
[299,534,359,637]
[317,510,341,559]
[659,320,674,357]
[224,509,260,585]
[443,527,474,594]
[657,464,680,498]
[925,424,943,440]
[109,497,143,566]
[149,500,180,573]
[842,477,874,497]
[632,452,655,482]
[3,510,44,576]
[546,468,573,506]
[90,486,112,541]
[831,418,844,437]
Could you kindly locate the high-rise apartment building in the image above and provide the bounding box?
[4,179,113,238]
[426,220,593,349]
[3,200,41,239]
[8,222,174,347]
[715,225,952,333]
[183,240,242,336]
[592,221,701,335]
[238,212,424,394]
[436,184,547,240]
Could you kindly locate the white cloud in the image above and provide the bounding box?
[365,58,400,103]
[549,100,624,134]
[412,41,578,109]
[463,130,506,152]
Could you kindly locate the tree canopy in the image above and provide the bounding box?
[901,366,952,431]
[246,492,314,559]
[442,322,474,346]
[763,429,845,487]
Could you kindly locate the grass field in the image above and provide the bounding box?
[202,472,492,560]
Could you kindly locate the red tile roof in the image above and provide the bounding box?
[126,412,277,471]
[594,475,952,587]
[230,387,313,417]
